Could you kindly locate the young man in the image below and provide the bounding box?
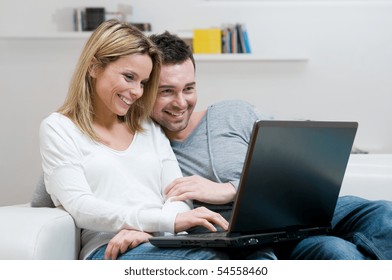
[147,31,392,259]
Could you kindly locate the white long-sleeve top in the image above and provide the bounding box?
[39,113,191,259]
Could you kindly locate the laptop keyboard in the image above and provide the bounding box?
[185,231,228,238]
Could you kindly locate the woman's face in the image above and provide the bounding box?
[91,53,153,119]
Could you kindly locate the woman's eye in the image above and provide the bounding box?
[141,81,148,88]
[124,74,134,81]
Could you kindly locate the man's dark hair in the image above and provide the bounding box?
[150,31,195,70]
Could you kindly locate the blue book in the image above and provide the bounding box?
[242,24,251,54]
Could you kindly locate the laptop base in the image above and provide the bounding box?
[149,227,331,248]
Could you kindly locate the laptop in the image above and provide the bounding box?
[149,120,358,248]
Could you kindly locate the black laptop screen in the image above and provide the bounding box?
[230,121,358,234]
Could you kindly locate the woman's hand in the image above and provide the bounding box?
[105,229,152,260]
[165,175,236,205]
[175,207,229,233]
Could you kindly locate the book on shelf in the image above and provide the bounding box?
[73,8,84,31]
[84,8,106,31]
[73,7,105,31]
[221,26,232,54]
[236,24,246,53]
[241,23,252,54]
[230,24,238,54]
[192,28,222,54]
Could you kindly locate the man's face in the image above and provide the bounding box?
[152,59,197,136]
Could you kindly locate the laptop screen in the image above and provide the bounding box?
[230,120,358,234]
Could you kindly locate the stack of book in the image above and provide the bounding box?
[192,23,251,54]
[73,7,151,32]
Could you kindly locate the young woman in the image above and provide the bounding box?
[39,19,228,260]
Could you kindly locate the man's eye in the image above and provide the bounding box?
[184,87,195,92]
[160,89,172,94]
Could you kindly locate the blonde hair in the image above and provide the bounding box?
[58,19,161,141]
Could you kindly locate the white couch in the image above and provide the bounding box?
[0,206,80,259]
[1,153,392,260]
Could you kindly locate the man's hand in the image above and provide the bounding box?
[104,229,152,260]
[175,206,229,233]
[164,175,236,204]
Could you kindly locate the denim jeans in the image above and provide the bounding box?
[290,195,392,260]
[87,195,392,260]
[87,242,277,260]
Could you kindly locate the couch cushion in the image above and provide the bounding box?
[31,173,55,208]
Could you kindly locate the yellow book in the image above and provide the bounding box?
[192,28,222,54]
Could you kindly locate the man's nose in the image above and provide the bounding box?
[174,94,187,107]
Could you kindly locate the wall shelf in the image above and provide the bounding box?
[194,54,308,62]
[0,32,308,62]
[0,32,94,39]
[0,31,190,39]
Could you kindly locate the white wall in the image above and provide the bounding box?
[1,0,392,206]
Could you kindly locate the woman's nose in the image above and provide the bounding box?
[131,84,144,99]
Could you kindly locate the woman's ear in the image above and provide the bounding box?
[88,57,99,78]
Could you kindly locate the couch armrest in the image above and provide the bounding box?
[340,154,392,201]
[0,205,80,259]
